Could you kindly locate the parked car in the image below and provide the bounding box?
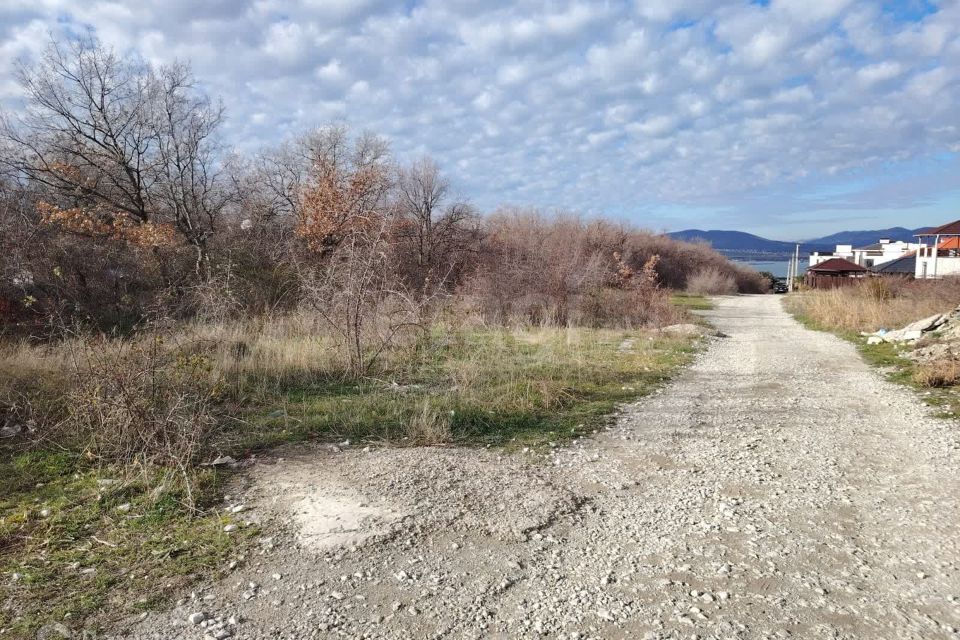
[773,279,789,294]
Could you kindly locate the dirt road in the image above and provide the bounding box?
[123,295,960,639]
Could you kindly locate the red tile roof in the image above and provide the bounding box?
[807,257,868,273]
[916,220,960,236]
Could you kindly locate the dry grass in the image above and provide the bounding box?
[785,278,960,334]
[685,268,738,296]
[913,359,960,388]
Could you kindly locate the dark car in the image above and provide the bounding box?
[773,278,789,294]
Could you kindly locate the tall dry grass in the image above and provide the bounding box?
[685,268,738,295]
[785,277,960,333]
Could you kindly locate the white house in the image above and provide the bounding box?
[809,244,854,267]
[810,239,916,269]
[915,220,960,279]
[851,239,918,268]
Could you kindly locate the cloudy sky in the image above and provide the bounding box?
[1,0,959,239]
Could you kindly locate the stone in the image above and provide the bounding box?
[188,612,207,625]
[37,623,72,638]
[223,524,238,533]
[0,423,23,439]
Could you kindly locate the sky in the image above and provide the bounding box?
[0,0,959,240]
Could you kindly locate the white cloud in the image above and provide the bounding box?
[857,61,903,85]
[0,0,957,227]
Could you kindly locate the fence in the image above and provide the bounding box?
[805,274,868,290]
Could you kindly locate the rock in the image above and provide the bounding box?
[866,336,884,345]
[116,503,132,513]
[208,456,237,467]
[229,504,246,514]
[0,423,22,439]
[596,609,615,621]
[39,508,51,518]
[188,612,207,624]
[36,623,72,639]
[904,313,947,334]
[883,329,923,342]
[223,524,238,533]
[662,324,706,337]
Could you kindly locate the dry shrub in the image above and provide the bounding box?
[0,331,223,470]
[685,268,738,295]
[465,210,710,328]
[786,277,960,333]
[913,359,960,388]
[63,336,223,468]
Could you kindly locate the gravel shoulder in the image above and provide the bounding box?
[118,295,960,639]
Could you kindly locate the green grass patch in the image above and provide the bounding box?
[670,294,713,311]
[0,451,255,638]
[232,327,699,452]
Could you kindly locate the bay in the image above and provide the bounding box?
[735,260,808,278]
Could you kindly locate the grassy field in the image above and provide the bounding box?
[0,319,700,636]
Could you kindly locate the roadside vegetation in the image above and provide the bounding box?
[0,36,760,636]
[785,278,960,417]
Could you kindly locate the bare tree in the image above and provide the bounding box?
[393,156,479,295]
[294,126,393,254]
[0,36,228,275]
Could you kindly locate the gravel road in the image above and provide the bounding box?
[120,295,960,639]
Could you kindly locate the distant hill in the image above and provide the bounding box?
[804,227,923,247]
[668,226,930,260]
[667,229,828,259]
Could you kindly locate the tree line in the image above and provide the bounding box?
[0,37,766,350]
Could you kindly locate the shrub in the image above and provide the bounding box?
[0,332,223,470]
[685,268,738,295]
[913,359,960,388]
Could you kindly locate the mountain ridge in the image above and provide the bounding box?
[667,227,928,260]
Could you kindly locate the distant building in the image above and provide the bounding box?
[870,252,916,277]
[916,220,960,279]
[809,244,853,267]
[805,257,869,289]
[851,239,917,268]
[810,239,917,269]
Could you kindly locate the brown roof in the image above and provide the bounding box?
[807,257,868,273]
[916,219,960,236]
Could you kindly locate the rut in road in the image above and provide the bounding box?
[122,295,960,640]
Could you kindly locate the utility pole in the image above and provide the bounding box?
[794,243,801,290]
[787,245,794,292]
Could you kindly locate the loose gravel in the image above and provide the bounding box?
[116,295,960,639]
